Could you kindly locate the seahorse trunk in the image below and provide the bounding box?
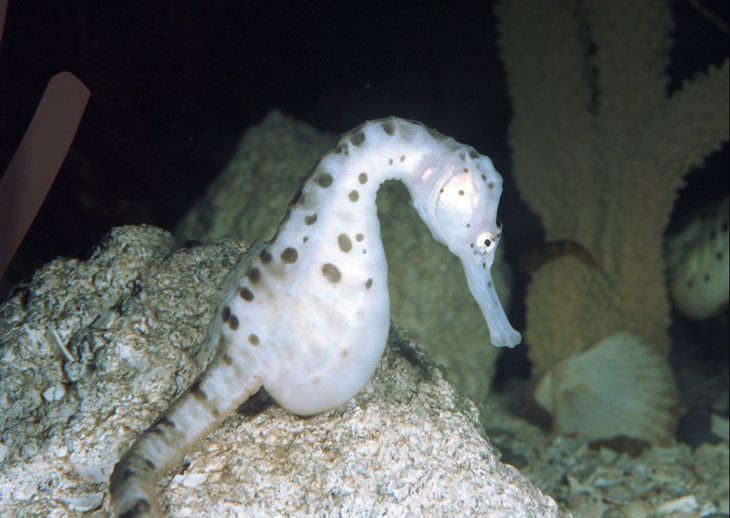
[110,344,262,517]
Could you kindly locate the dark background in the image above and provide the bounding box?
[1,0,727,311]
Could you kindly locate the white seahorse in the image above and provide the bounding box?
[109,117,521,517]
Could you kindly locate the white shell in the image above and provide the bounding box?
[666,196,729,320]
[533,332,676,444]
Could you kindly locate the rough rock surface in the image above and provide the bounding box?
[486,379,729,517]
[174,111,513,404]
[0,225,560,517]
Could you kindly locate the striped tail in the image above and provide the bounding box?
[109,346,262,517]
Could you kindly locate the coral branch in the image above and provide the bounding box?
[586,0,672,118]
[659,59,730,175]
[498,0,728,444]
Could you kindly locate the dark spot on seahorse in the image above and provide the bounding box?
[463,168,470,173]
[222,353,233,365]
[481,174,487,181]
[388,158,394,165]
[150,416,175,433]
[338,234,352,252]
[459,152,466,161]
[260,249,272,264]
[247,267,261,284]
[459,190,464,196]
[190,380,207,400]
[400,155,406,162]
[382,121,395,135]
[488,182,495,189]
[355,233,364,241]
[350,131,365,146]
[305,214,317,225]
[240,287,254,301]
[249,334,260,346]
[119,468,134,482]
[221,307,230,322]
[228,314,239,330]
[281,247,298,263]
[315,172,333,188]
[322,263,342,283]
[349,190,359,202]
[334,144,345,154]
[359,172,368,184]
[143,459,156,470]
[365,278,373,289]
[468,149,479,159]
[303,236,309,243]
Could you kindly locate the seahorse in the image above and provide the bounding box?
[109,117,521,517]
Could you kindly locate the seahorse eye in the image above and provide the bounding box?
[476,232,498,254]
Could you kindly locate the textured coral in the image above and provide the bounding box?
[497,0,729,375]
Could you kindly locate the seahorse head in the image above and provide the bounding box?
[409,150,521,348]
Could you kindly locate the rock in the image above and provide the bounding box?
[0,225,559,516]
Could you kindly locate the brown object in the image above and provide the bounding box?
[0,72,90,278]
[0,0,8,44]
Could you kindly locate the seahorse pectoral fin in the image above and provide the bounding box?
[460,257,521,348]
